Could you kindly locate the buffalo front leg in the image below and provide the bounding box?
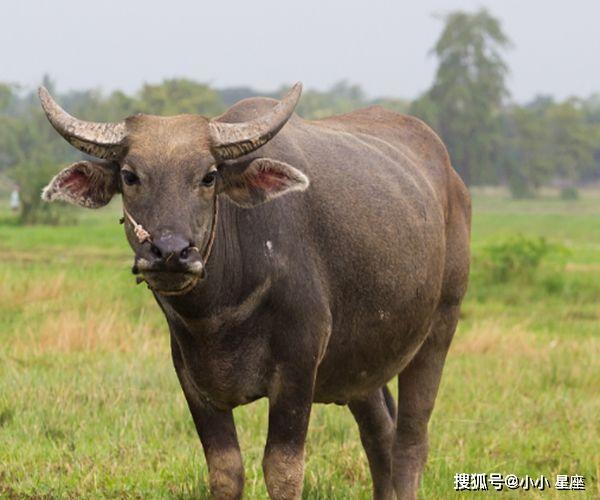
[348,386,396,500]
[263,365,316,499]
[171,338,244,499]
[393,304,460,500]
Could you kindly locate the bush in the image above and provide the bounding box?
[539,273,566,295]
[9,162,76,225]
[479,234,559,284]
[508,175,536,199]
[560,186,579,200]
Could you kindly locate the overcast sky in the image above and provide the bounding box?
[1,0,597,102]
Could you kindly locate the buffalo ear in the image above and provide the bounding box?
[220,158,309,208]
[42,160,120,209]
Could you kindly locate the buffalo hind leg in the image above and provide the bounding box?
[393,303,460,500]
[349,386,396,499]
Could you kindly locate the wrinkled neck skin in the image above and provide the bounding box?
[151,197,258,333]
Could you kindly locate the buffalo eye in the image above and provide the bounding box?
[201,171,217,187]
[121,170,139,186]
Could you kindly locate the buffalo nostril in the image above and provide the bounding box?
[180,246,190,260]
[150,244,162,259]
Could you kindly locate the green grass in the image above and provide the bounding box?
[1,189,598,498]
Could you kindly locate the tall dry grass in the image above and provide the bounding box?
[10,306,164,355]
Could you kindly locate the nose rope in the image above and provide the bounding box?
[201,192,219,265]
[122,207,152,244]
[121,192,219,296]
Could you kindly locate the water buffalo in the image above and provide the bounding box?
[39,83,470,499]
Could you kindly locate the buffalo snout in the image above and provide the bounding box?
[135,232,203,275]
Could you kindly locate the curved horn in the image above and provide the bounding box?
[209,82,302,160]
[38,86,126,160]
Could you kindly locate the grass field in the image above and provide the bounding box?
[0,188,598,498]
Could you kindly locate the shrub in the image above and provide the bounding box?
[479,234,559,284]
[9,162,76,225]
[560,186,579,200]
[539,272,566,295]
[508,176,536,199]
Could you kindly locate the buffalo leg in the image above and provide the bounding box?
[393,304,460,500]
[349,386,396,500]
[263,366,316,499]
[171,337,244,499]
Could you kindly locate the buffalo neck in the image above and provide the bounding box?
[154,197,267,330]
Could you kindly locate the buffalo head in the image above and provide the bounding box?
[40,84,308,294]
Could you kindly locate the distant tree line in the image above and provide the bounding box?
[0,78,409,222]
[0,77,411,177]
[410,9,600,198]
[1,8,599,222]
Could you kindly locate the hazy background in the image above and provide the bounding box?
[1,0,598,101]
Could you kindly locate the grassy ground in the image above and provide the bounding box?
[0,188,598,498]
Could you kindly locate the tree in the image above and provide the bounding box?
[10,161,76,224]
[580,94,600,183]
[502,106,553,197]
[137,79,225,116]
[545,100,596,193]
[0,84,23,172]
[292,80,368,119]
[412,9,511,185]
[0,83,17,113]
[501,96,598,197]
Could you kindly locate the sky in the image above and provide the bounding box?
[1,0,598,102]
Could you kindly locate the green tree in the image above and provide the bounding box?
[546,100,596,191]
[293,81,368,119]
[0,83,16,113]
[502,97,598,197]
[370,97,410,114]
[10,161,76,224]
[2,77,80,223]
[137,79,224,116]
[0,84,23,172]
[580,94,600,183]
[412,9,511,185]
[502,106,554,197]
